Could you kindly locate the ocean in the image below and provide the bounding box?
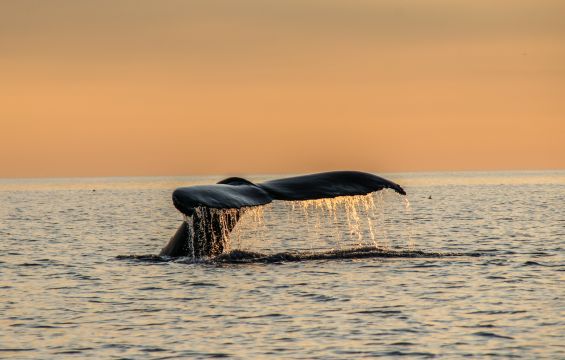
[0,171,563,359]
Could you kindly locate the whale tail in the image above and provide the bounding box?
[161,171,405,258]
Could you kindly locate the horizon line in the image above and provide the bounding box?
[1,167,564,182]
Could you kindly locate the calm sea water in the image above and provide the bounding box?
[0,171,563,359]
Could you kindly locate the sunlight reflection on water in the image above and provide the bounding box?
[0,171,563,359]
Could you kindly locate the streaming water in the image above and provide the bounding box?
[0,171,563,359]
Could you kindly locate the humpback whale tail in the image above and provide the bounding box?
[161,171,406,258]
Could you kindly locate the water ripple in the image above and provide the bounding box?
[1,172,563,359]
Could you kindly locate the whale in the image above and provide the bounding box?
[160,171,406,258]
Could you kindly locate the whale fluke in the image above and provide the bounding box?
[172,182,271,216]
[162,171,405,258]
[258,171,406,201]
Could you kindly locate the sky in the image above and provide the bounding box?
[1,0,564,178]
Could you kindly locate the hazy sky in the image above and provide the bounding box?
[1,0,564,178]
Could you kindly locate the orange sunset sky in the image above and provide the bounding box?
[1,0,564,178]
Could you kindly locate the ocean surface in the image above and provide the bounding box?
[0,171,563,359]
